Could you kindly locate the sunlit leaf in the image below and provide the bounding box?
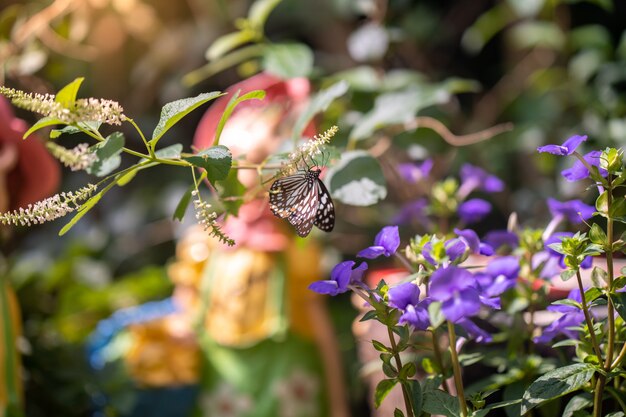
[87,132,125,177]
[325,151,386,206]
[262,43,314,79]
[183,145,232,182]
[521,363,596,414]
[206,30,258,61]
[292,81,349,141]
[248,0,282,30]
[151,92,225,144]
[55,77,84,107]
[23,117,64,139]
[59,192,103,236]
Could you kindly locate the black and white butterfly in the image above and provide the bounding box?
[269,167,335,237]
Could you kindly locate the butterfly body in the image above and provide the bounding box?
[269,167,335,237]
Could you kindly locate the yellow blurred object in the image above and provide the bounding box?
[124,314,200,387]
[0,281,23,408]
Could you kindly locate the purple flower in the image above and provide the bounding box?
[445,238,469,262]
[483,230,519,251]
[475,256,520,297]
[388,282,420,310]
[537,134,588,156]
[455,228,494,256]
[547,198,595,224]
[398,301,431,330]
[545,232,593,270]
[534,289,586,344]
[532,251,563,279]
[457,164,504,199]
[357,226,400,259]
[430,266,481,323]
[392,199,428,225]
[309,261,368,295]
[458,198,492,223]
[457,318,492,343]
[561,151,608,182]
[397,159,433,183]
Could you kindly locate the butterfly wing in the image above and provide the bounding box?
[314,179,335,232]
[285,180,320,237]
[269,173,308,219]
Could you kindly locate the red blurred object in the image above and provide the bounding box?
[0,97,60,211]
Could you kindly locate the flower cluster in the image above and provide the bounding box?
[394,161,504,229]
[275,125,338,177]
[0,86,126,126]
[0,184,97,226]
[191,191,235,246]
[46,142,97,171]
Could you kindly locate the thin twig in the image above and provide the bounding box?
[404,116,514,147]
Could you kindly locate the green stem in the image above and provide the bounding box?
[576,270,603,361]
[593,377,606,417]
[125,117,155,159]
[0,277,20,411]
[387,326,416,417]
[447,321,468,417]
[76,124,150,159]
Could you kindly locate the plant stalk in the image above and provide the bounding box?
[447,321,468,417]
[387,326,416,417]
[576,270,602,360]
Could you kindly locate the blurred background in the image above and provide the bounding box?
[1,0,625,416]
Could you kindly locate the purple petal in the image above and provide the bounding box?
[486,256,520,280]
[479,243,494,256]
[460,164,504,194]
[445,238,468,262]
[331,261,356,291]
[398,301,431,330]
[392,199,428,225]
[480,295,502,309]
[534,311,585,344]
[561,151,607,182]
[537,135,587,156]
[441,288,481,323]
[422,243,436,266]
[430,266,476,300]
[308,280,341,295]
[483,230,519,251]
[374,226,401,255]
[457,318,492,343]
[357,246,387,259]
[458,198,492,223]
[454,228,480,253]
[547,198,595,223]
[388,282,420,310]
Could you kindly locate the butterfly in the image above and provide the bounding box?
[269,167,335,237]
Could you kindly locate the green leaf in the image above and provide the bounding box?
[152,144,184,160]
[563,393,593,417]
[50,121,102,138]
[374,379,398,408]
[372,340,390,352]
[583,287,603,304]
[560,269,577,282]
[325,151,386,206]
[214,90,266,145]
[409,380,423,416]
[206,30,258,61]
[382,363,397,378]
[610,197,626,218]
[55,77,84,107]
[262,43,314,79]
[428,301,445,329]
[59,192,103,236]
[87,132,125,177]
[183,145,232,182]
[23,116,64,139]
[591,266,608,287]
[349,79,479,141]
[173,185,194,222]
[399,363,417,379]
[151,92,224,144]
[596,191,609,215]
[360,310,378,322]
[609,292,626,322]
[589,223,607,245]
[216,168,245,216]
[393,408,405,417]
[422,388,461,417]
[292,81,348,141]
[521,363,596,414]
[116,169,137,186]
[248,0,282,29]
